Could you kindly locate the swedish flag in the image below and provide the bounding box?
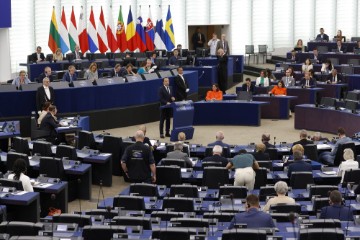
[164,5,175,51]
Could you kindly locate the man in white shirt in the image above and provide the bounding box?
[36,77,55,113]
[208,33,219,56]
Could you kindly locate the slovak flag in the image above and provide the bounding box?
[145,6,155,51]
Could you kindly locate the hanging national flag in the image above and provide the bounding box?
[145,6,155,51]
[164,5,175,51]
[154,5,166,50]
[97,6,108,53]
[69,6,79,52]
[87,6,99,53]
[107,6,118,52]
[135,6,147,52]
[126,6,137,51]
[78,6,89,53]
[59,7,70,53]
[48,6,61,53]
[116,6,127,52]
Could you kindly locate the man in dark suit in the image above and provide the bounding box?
[192,27,205,50]
[39,105,64,144]
[36,77,55,113]
[287,146,312,178]
[262,133,275,149]
[202,145,229,167]
[326,69,343,83]
[312,48,322,64]
[315,28,329,42]
[252,143,270,160]
[217,48,228,93]
[229,194,275,229]
[320,190,354,221]
[72,45,84,60]
[159,77,175,138]
[62,65,77,83]
[174,67,189,101]
[241,78,255,93]
[208,131,230,148]
[292,129,313,148]
[38,66,54,83]
[165,142,193,168]
[216,34,230,55]
[299,71,316,88]
[31,46,45,63]
[110,64,122,77]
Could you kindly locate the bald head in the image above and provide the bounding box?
[135,130,145,142]
[215,131,225,141]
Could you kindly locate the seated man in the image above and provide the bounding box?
[299,71,316,88]
[39,105,65,144]
[31,46,45,63]
[263,181,295,212]
[252,143,270,160]
[62,65,77,83]
[326,69,343,84]
[320,190,354,221]
[261,133,275,149]
[38,66,54,82]
[241,78,255,93]
[208,131,230,148]
[311,132,330,142]
[202,145,228,167]
[292,129,313,148]
[165,141,193,168]
[111,64,122,77]
[168,49,181,66]
[229,194,275,229]
[287,144,312,178]
[318,127,351,165]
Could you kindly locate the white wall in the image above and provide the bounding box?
[0,29,11,80]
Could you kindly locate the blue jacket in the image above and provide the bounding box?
[320,204,354,221]
[288,160,312,178]
[229,208,275,229]
[208,140,230,148]
[62,72,77,82]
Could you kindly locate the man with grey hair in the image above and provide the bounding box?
[287,144,312,178]
[208,131,230,148]
[202,145,228,167]
[338,148,359,183]
[312,132,330,142]
[121,130,156,183]
[165,141,193,168]
[292,129,313,149]
[261,133,275,149]
[263,181,295,211]
[130,124,152,147]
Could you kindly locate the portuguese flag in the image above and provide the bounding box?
[48,6,61,53]
[116,6,127,52]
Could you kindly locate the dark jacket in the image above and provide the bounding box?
[288,160,312,178]
[202,154,229,167]
[36,86,55,112]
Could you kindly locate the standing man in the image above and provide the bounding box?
[281,69,295,87]
[31,46,45,63]
[38,67,54,83]
[217,48,228,93]
[208,33,219,56]
[121,130,156,183]
[174,67,189,101]
[159,77,175,138]
[36,77,55,114]
[316,28,329,42]
[216,34,230,55]
[192,27,205,50]
[72,45,84,60]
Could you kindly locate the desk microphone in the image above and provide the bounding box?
[105,206,112,220]
[77,179,82,213]
[198,71,205,80]
[51,194,56,237]
[97,180,104,206]
[273,137,276,146]
[289,212,297,240]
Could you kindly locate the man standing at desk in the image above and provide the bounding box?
[318,127,351,165]
[217,48,228,93]
[121,130,156,183]
[192,27,205,50]
[216,34,230,56]
[159,77,175,138]
[229,194,275,229]
[36,77,55,114]
[174,67,189,101]
[208,33,219,56]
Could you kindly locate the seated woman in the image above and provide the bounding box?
[12,70,31,89]
[302,58,313,72]
[37,101,51,125]
[334,29,346,42]
[269,80,287,96]
[266,69,276,82]
[84,62,99,83]
[226,149,259,190]
[8,158,33,192]
[39,105,65,145]
[122,63,136,77]
[205,84,223,101]
[53,48,63,61]
[295,39,305,52]
[263,181,295,212]
[338,148,359,183]
[255,70,270,87]
[321,59,334,74]
[137,61,148,75]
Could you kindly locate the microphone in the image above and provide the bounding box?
[105,205,112,220]
[198,71,205,80]
[77,179,82,213]
[289,212,297,240]
[273,137,276,146]
[97,180,104,206]
[51,194,56,236]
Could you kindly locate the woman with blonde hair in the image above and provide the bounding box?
[53,48,63,61]
[84,62,99,82]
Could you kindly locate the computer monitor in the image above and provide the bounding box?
[345,100,358,113]
[320,97,336,108]
[196,48,210,57]
[72,80,93,88]
[237,91,253,101]
[0,84,17,92]
[142,73,160,80]
[125,75,143,83]
[51,81,70,89]
[122,57,137,67]
[155,49,167,57]
[96,77,125,85]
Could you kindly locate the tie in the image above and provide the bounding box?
[286,77,289,86]
[199,33,201,41]
[166,86,170,94]
[70,74,72,82]
[306,80,309,87]
[76,52,79,59]
[247,86,249,92]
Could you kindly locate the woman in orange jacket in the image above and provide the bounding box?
[269,80,287,96]
[206,84,223,101]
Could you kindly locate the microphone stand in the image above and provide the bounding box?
[97,180,104,206]
[51,193,56,238]
[230,193,238,237]
[289,212,297,240]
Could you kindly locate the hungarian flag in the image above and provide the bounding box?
[116,6,127,52]
[48,7,61,53]
[69,6,79,51]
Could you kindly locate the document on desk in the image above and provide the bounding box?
[276,173,289,179]
[35,183,53,188]
[317,144,332,150]
[12,191,27,195]
[99,153,111,157]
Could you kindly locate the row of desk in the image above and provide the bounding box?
[287,51,360,65]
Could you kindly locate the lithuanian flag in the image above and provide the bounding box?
[48,6,61,53]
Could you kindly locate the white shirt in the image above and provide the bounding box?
[338,159,359,183]
[208,39,219,55]
[43,86,51,100]
[8,173,33,192]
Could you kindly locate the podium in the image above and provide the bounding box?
[162,100,195,141]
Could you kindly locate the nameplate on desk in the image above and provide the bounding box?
[99,153,111,157]
[321,171,337,175]
[34,183,53,188]
[11,191,27,195]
